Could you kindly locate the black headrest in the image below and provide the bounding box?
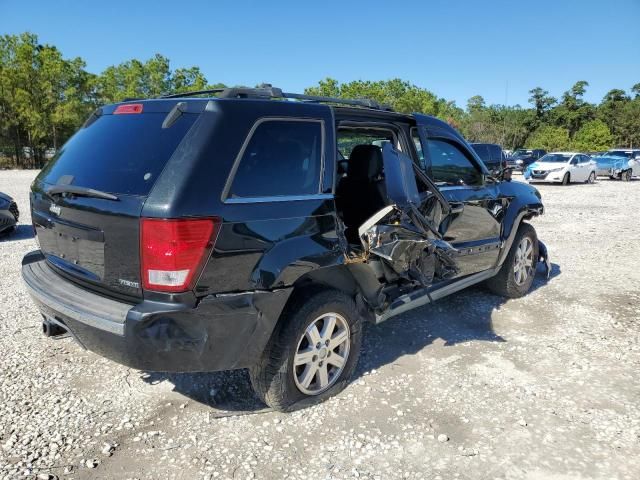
[348,145,383,180]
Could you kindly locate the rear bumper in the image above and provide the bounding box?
[22,251,292,372]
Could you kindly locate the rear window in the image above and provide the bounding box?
[488,145,502,161]
[471,144,490,162]
[39,112,197,196]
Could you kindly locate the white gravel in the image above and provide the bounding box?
[0,170,639,480]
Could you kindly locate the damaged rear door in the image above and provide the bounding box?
[357,143,458,288]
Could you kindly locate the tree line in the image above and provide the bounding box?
[1,32,639,168]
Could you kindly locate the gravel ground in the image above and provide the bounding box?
[0,169,639,480]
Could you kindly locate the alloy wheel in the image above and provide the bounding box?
[293,312,350,395]
[513,237,534,286]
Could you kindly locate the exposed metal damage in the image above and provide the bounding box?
[357,204,458,289]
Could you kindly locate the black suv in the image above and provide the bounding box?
[22,87,550,411]
[509,148,547,170]
[470,143,507,174]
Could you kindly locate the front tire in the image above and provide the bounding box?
[249,290,363,411]
[621,169,632,182]
[486,223,539,298]
[587,172,596,184]
[561,172,570,185]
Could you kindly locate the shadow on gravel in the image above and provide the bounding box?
[140,369,267,415]
[0,224,34,241]
[139,263,560,413]
[355,262,560,378]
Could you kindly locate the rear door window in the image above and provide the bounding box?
[39,113,197,196]
[227,119,323,199]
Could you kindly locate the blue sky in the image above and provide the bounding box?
[1,0,639,108]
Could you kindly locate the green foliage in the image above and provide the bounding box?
[571,120,614,151]
[0,34,217,167]
[551,81,595,137]
[1,32,639,169]
[305,78,464,122]
[528,87,556,122]
[0,32,95,167]
[96,54,213,102]
[526,126,570,151]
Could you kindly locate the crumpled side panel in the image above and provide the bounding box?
[360,206,458,287]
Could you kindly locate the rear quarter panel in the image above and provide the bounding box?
[142,99,342,296]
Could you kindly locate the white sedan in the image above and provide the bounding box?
[524,152,597,185]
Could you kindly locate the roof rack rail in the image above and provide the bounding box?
[160,85,394,111]
[161,88,227,98]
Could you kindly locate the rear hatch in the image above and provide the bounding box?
[31,100,202,300]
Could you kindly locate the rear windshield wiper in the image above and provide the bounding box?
[47,185,119,201]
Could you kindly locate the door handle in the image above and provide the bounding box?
[449,202,464,214]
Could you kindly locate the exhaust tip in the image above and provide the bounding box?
[42,319,67,338]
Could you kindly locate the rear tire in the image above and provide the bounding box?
[561,172,570,185]
[587,172,596,184]
[249,289,363,412]
[621,169,632,182]
[486,223,539,298]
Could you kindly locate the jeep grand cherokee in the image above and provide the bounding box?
[22,86,550,411]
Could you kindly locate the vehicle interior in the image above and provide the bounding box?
[333,121,445,250]
[334,126,399,244]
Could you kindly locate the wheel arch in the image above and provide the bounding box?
[497,204,541,268]
[272,263,382,334]
[255,263,380,365]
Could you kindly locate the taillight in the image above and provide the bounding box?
[140,218,221,292]
[114,103,143,114]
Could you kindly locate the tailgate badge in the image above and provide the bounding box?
[119,279,140,288]
[49,204,61,216]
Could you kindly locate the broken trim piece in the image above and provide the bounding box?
[375,268,497,324]
[358,205,395,240]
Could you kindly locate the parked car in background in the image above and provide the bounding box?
[470,143,507,175]
[524,152,597,185]
[592,149,640,181]
[508,149,547,170]
[0,192,19,235]
[21,86,550,411]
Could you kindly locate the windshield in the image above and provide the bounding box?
[513,149,532,157]
[539,154,571,163]
[607,150,633,158]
